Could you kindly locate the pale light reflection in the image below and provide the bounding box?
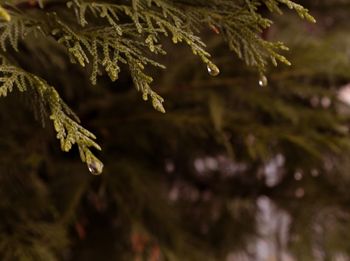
[264,154,285,187]
[338,83,350,105]
[226,197,350,261]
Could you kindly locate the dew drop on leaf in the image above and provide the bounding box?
[87,160,103,175]
[207,63,220,77]
[258,75,268,87]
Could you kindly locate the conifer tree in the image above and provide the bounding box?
[2,0,350,260]
[0,0,314,174]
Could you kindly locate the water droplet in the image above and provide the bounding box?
[207,63,220,76]
[258,75,268,87]
[87,159,103,175]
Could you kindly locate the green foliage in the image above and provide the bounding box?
[0,0,314,170]
[1,0,350,260]
[0,56,102,172]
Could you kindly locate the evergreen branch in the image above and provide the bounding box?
[175,0,312,72]
[0,11,43,51]
[67,0,215,68]
[0,56,103,174]
[0,222,67,260]
[52,15,167,112]
[263,0,316,23]
[64,0,313,74]
[0,0,316,173]
[0,0,316,76]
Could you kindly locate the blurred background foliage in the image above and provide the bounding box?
[2,0,350,260]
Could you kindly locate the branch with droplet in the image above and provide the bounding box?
[45,81,103,175]
[0,58,103,175]
[32,78,102,174]
[65,1,221,78]
[258,74,268,87]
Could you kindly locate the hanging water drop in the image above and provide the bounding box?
[87,158,104,175]
[207,63,220,77]
[258,74,268,87]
